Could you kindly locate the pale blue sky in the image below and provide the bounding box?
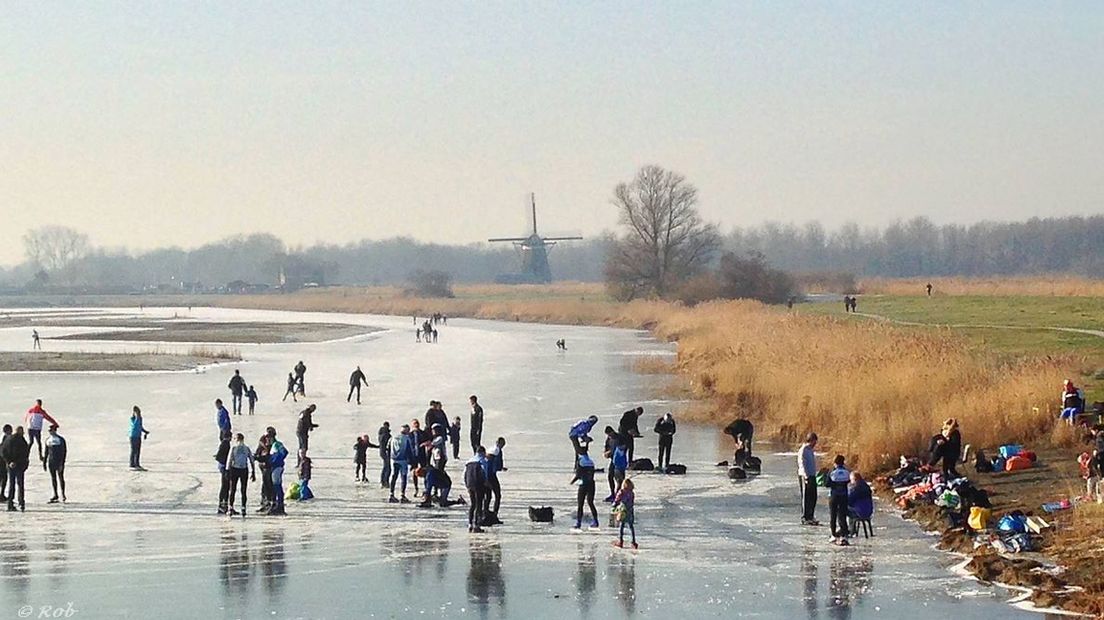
[1,2,1101,264]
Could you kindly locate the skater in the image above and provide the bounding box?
[353,435,369,482]
[44,425,67,504]
[602,426,621,501]
[2,426,30,512]
[389,424,415,503]
[225,433,255,516]
[432,329,438,343]
[612,478,637,549]
[268,428,289,515]
[724,418,754,468]
[25,399,59,467]
[926,282,933,297]
[798,433,820,526]
[128,406,150,469]
[215,435,232,515]
[245,385,258,415]
[409,420,426,496]
[827,455,851,545]
[377,421,392,488]
[618,407,644,462]
[0,425,9,503]
[464,447,488,533]
[297,451,314,501]
[282,373,298,402]
[416,328,422,343]
[569,415,600,463]
[294,361,307,396]
[296,404,318,455]
[254,435,272,513]
[347,366,369,404]
[483,437,507,522]
[654,412,677,470]
[469,396,484,454]
[32,329,41,350]
[228,369,246,415]
[449,417,462,459]
[556,339,566,351]
[570,447,600,530]
[215,399,231,441]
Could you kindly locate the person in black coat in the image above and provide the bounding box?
[724,419,754,467]
[928,418,962,479]
[654,413,677,470]
[618,407,644,461]
[3,426,31,512]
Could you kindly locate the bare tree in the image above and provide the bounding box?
[605,165,720,299]
[22,226,90,284]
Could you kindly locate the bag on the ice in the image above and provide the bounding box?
[664,464,687,475]
[629,458,655,471]
[743,456,762,472]
[286,482,301,501]
[727,467,747,480]
[528,506,554,523]
[968,507,991,531]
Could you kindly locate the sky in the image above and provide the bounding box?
[1,2,1102,266]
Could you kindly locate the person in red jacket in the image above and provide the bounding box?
[25,400,59,467]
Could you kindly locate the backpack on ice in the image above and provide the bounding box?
[286,482,301,501]
[629,458,654,471]
[528,506,554,523]
[727,467,747,480]
[664,463,687,475]
[743,456,762,472]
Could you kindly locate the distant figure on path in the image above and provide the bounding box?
[347,366,369,404]
[843,296,851,313]
[469,396,484,454]
[926,282,933,297]
[283,373,298,402]
[32,329,41,350]
[556,339,567,351]
[25,399,59,467]
[129,406,150,469]
[228,370,246,415]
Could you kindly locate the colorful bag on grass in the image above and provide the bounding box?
[991,457,1006,472]
[935,490,961,509]
[998,445,1022,459]
[968,507,992,531]
[1005,455,1033,472]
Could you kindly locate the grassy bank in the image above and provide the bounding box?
[859,275,1104,297]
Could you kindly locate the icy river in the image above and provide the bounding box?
[0,308,1048,619]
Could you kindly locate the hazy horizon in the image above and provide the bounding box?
[2,3,1102,266]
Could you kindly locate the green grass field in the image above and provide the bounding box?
[805,293,1104,399]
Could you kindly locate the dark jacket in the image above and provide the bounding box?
[619,410,642,436]
[215,439,231,473]
[350,369,367,387]
[654,416,677,440]
[848,479,874,519]
[228,374,245,395]
[724,419,754,441]
[353,439,369,463]
[425,409,448,433]
[378,426,392,457]
[448,422,461,444]
[464,456,487,490]
[470,404,484,436]
[1,434,30,469]
[296,409,318,436]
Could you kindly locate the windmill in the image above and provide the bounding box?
[489,193,582,284]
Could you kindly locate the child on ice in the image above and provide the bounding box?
[297,450,314,501]
[612,478,637,549]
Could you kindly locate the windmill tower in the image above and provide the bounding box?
[489,194,582,283]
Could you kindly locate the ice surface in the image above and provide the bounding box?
[0,308,1044,618]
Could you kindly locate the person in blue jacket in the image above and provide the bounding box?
[267,427,289,516]
[569,415,599,465]
[827,455,851,545]
[129,406,150,470]
[389,424,416,503]
[215,399,231,441]
[847,471,874,536]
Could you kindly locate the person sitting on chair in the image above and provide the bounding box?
[847,471,874,537]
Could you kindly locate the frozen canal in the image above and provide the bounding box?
[0,308,1044,619]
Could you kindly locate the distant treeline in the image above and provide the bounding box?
[0,233,613,291]
[725,216,1104,278]
[3,215,1102,292]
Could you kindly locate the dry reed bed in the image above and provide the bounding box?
[212,288,1070,467]
[859,275,1104,297]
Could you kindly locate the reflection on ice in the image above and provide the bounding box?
[467,538,506,618]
